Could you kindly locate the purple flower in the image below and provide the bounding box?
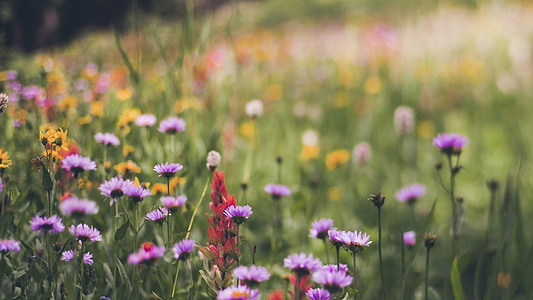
[158,117,186,134]
[59,196,99,217]
[403,231,416,248]
[124,182,152,203]
[128,242,165,265]
[99,177,132,205]
[322,264,349,273]
[146,208,168,225]
[30,215,65,234]
[433,133,469,155]
[312,265,353,294]
[95,132,120,147]
[224,205,253,225]
[264,184,291,200]
[233,265,270,288]
[0,238,20,253]
[61,250,93,265]
[135,114,157,127]
[309,218,333,240]
[61,154,97,177]
[0,178,3,193]
[173,239,195,261]
[161,196,187,212]
[352,142,372,166]
[396,183,426,205]
[306,288,331,300]
[22,85,40,100]
[328,229,347,248]
[153,162,183,179]
[69,224,102,243]
[283,253,322,276]
[217,285,259,300]
[343,230,372,253]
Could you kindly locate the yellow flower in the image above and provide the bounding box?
[51,128,68,150]
[328,186,342,201]
[78,115,92,125]
[116,88,132,101]
[0,148,12,168]
[497,272,510,289]
[264,84,283,102]
[117,108,140,133]
[114,160,141,175]
[123,145,135,157]
[239,121,255,139]
[59,96,77,111]
[175,97,204,114]
[364,75,382,95]
[91,101,104,117]
[300,145,320,161]
[151,176,186,195]
[417,120,435,139]
[325,150,350,170]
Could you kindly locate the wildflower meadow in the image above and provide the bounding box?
[1,0,533,299]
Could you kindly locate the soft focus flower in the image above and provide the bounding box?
[0,148,13,169]
[433,133,469,155]
[128,242,165,265]
[352,142,371,166]
[30,215,65,234]
[264,184,291,200]
[0,93,9,113]
[306,288,331,300]
[158,117,186,134]
[59,196,99,217]
[283,253,322,276]
[0,178,3,193]
[99,177,132,205]
[312,266,353,294]
[154,162,183,179]
[135,114,157,127]
[328,229,347,248]
[145,207,168,225]
[69,224,103,242]
[61,250,93,265]
[173,239,195,261]
[342,230,372,253]
[94,132,120,147]
[325,150,350,170]
[233,265,270,288]
[394,106,414,136]
[218,285,260,300]
[224,205,253,225]
[309,218,334,240]
[0,238,20,253]
[207,150,221,171]
[403,231,416,248]
[424,233,437,249]
[396,183,426,205]
[161,195,187,212]
[114,160,141,175]
[124,182,152,203]
[61,154,97,177]
[245,99,263,118]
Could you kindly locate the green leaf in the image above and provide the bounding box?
[103,263,115,287]
[451,257,465,300]
[42,167,53,192]
[19,239,34,256]
[115,220,130,241]
[116,257,133,295]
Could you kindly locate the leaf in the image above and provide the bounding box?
[19,239,34,256]
[42,167,54,192]
[199,270,217,294]
[115,220,130,241]
[103,263,115,287]
[450,257,465,300]
[116,257,133,295]
[197,245,214,260]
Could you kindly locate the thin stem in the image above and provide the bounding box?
[377,207,387,300]
[296,275,302,300]
[447,155,457,259]
[47,190,52,217]
[336,246,340,270]
[113,202,120,300]
[352,252,357,292]
[401,234,406,300]
[322,239,330,264]
[425,247,430,300]
[187,260,193,300]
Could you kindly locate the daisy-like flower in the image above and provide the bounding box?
[224,205,253,225]
[99,177,131,205]
[69,224,103,243]
[233,265,270,288]
[309,218,333,240]
[245,99,263,119]
[352,142,371,166]
[312,266,353,294]
[128,242,165,265]
[217,285,260,300]
[207,150,221,171]
[283,253,322,277]
[342,230,372,253]
[394,106,414,136]
[161,195,187,212]
[328,229,347,249]
[61,250,93,265]
[158,117,186,134]
[264,184,291,200]
[306,288,331,300]
[403,231,416,248]
[124,182,152,203]
[0,238,20,253]
[59,196,99,217]
[173,239,195,261]
[61,154,97,177]
[145,208,168,226]
[396,183,426,205]
[433,133,469,155]
[30,215,65,234]
[153,162,183,179]
[94,132,120,147]
[135,114,157,127]
[0,148,13,169]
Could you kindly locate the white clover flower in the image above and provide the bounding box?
[206,151,221,171]
[245,99,263,118]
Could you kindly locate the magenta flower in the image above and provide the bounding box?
[224,205,253,225]
[264,184,291,200]
[94,132,120,147]
[343,230,372,253]
[433,133,469,155]
[99,177,132,205]
[0,238,20,253]
[233,265,270,288]
[283,253,322,276]
[217,285,259,300]
[403,231,416,248]
[396,183,426,205]
[69,224,102,243]
[312,265,353,294]
[59,196,99,217]
[124,182,152,203]
[328,229,348,248]
[61,154,97,177]
[30,215,65,234]
[128,242,165,265]
[309,218,333,240]
[61,250,93,265]
[306,288,331,300]
[146,208,168,225]
[161,196,187,212]
[0,178,3,193]
[158,117,186,134]
[135,114,157,127]
[153,162,183,179]
[322,264,349,273]
[173,239,195,261]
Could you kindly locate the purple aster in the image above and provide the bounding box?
[69,224,103,243]
[59,196,99,217]
[161,195,187,212]
[322,264,349,273]
[0,238,20,253]
[264,184,291,200]
[224,205,253,225]
[124,182,152,203]
[233,265,270,288]
[61,154,97,177]
[403,231,416,248]
[158,117,186,134]
[173,239,195,261]
[99,177,132,205]
[146,207,168,226]
[61,250,93,265]
[306,288,331,300]
[153,162,183,179]
[343,230,372,253]
[312,266,353,294]
[128,242,165,265]
[309,218,334,240]
[94,132,120,147]
[433,133,469,155]
[283,253,322,277]
[135,114,157,127]
[30,215,65,234]
[328,229,348,249]
[396,183,426,205]
[217,285,260,300]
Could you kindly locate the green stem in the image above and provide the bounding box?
[322,238,330,264]
[187,260,193,300]
[401,233,406,300]
[296,275,302,300]
[336,246,340,270]
[447,155,457,259]
[377,207,387,300]
[352,252,357,293]
[425,247,430,300]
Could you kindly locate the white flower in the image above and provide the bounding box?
[394,106,414,136]
[245,99,263,118]
[206,151,221,171]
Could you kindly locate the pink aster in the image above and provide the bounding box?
[99,177,132,205]
[161,196,187,212]
[158,117,186,134]
[217,285,260,300]
[224,205,253,225]
[128,242,165,265]
[146,208,168,226]
[312,265,353,294]
[30,215,65,234]
[153,162,183,179]
[233,265,270,288]
[61,154,97,177]
[343,230,372,253]
[264,184,291,200]
[61,250,93,265]
[59,196,99,217]
[396,183,426,205]
[306,288,331,300]
[124,182,152,203]
[69,224,103,243]
[173,239,195,261]
[433,133,469,155]
[94,132,120,147]
[309,218,334,240]
[0,238,20,253]
[135,114,157,127]
[283,253,322,276]
[403,231,416,248]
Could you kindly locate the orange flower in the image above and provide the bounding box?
[325,150,349,170]
[114,161,141,175]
